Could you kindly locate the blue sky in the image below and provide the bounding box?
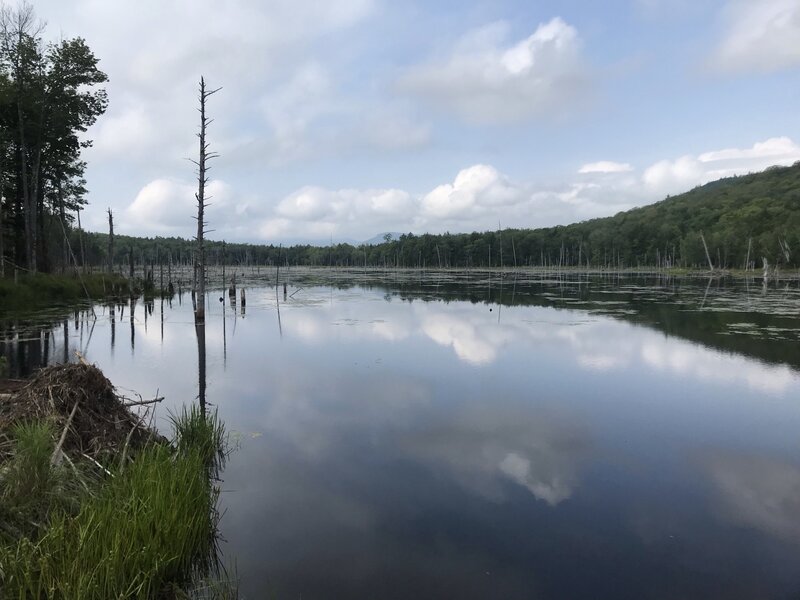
[36,0,800,242]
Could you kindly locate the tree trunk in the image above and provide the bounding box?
[16,102,35,272]
[58,179,68,273]
[107,208,114,273]
[193,77,220,323]
[0,177,4,278]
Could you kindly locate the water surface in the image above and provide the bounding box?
[3,272,800,599]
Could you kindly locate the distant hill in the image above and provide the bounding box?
[81,163,800,269]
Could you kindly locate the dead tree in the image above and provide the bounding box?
[190,76,221,323]
[700,232,714,271]
[107,208,114,273]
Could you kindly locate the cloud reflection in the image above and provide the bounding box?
[279,297,798,396]
[399,407,587,506]
[705,452,800,543]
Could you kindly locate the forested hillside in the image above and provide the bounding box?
[82,163,800,271]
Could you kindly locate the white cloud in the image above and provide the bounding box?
[34,0,383,221]
[400,18,589,124]
[642,137,800,197]
[124,178,255,238]
[263,186,414,240]
[712,0,800,73]
[420,164,523,220]
[118,135,800,242]
[579,161,634,174]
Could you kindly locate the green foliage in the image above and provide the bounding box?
[0,4,107,274]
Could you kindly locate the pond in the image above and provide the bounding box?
[3,270,800,599]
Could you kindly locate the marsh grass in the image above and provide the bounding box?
[0,406,231,599]
[0,422,91,542]
[0,272,133,314]
[170,405,229,477]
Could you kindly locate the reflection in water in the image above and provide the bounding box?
[109,305,115,355]
[63,319,69,363]
[706,452,800,542]
[129,296,136,353]
[400,406,586,506]
[196,318,207,416]
[3,275,800,599]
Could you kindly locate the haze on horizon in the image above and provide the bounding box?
[35,0,800,243]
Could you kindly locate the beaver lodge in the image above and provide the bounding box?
[0,362,162,464]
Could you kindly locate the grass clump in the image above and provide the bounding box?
[170,405,228,477]
[0,405,230,599]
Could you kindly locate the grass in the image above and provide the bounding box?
[0,272,133,314]
[0,406,231,599]
[169,405,228,478]
[0,423,88,540]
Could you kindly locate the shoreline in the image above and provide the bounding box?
[0,360,231,598]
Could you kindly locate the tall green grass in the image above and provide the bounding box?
[169,405,228,477]
[0,422,90,542]
[0,406,229,599]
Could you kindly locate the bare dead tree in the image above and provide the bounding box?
[189,76,220,323]
[700,232,714,271]
[107,208,114,273]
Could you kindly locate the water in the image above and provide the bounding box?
[3,272,800,599]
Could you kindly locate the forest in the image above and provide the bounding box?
[0,3,107,277]
[78,162,800,272]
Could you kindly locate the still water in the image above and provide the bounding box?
[3,272,800,599]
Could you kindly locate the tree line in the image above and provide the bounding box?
[0,2,107,276]
[78,163,800,272]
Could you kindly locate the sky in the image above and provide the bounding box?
[33,0,800,243]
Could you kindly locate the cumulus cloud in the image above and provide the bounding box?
[400,18,589,124]
[642,137,800,197]
[420,165,523,220]
[118,135,800,242]
[244,136,800,242]
[124,178,256,238]
[712,0,800,73]
[261,186,414,240]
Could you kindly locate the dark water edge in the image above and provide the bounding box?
[2,271,800,599]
